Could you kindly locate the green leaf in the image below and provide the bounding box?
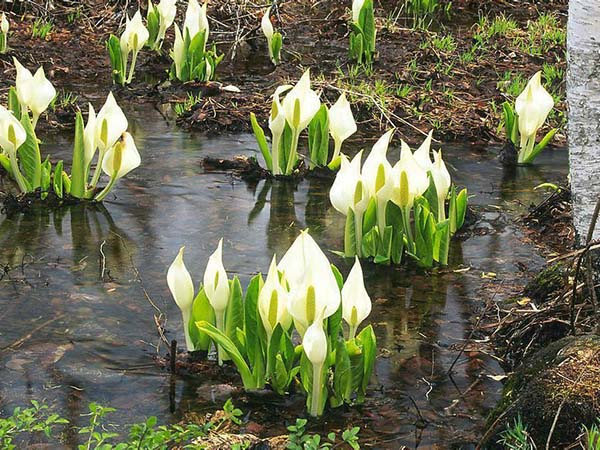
[250,113,272,171]
[362,197,377,233]
[69,112,86,198]
[53,160,64,198]
[359,0,376,53]
[188,286,215,351]
[331,338,352,407]
[271,32,282,64]
[0,153,11,173]
[195,321,256,389]
[423,174,439,221]
[18,112,42,191]
[361,226,379,258]
[146,8,160,48]
[40,157,51,200]
[225,276,244,347]
[107,35,124,84]
[527,128,558,163]
[8,87,21,117]
[308,104,329,168]
[356,325,376,402]
[433,219,450,265]
[386,202,404,264]
[244,274,265,364]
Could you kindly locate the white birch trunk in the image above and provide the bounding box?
[568,2,600,241]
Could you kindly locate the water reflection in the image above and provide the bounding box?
[0,105,570,447]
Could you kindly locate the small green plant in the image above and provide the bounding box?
[31,18,53,39]
[497,416,535,450]
[0,13,9,53]
[0,401,68,449]
[170,0,223,82]
[349,0,376,65]
[107,11,149,85]
[51,89,79,112]
[173,92,203,117]
[404,0,451,29]
[146,0,177,52]
[67,8,81,24]
[584,419,600,450]
[261,6,283,65]
[502,71,557,164]
[286,419,361,450]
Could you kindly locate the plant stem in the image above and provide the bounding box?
[309,363,323,417]
[271,132,281,175]
[285,128,300,175]
[8,149,29,193]
[437,198,446,222]
[89,149,106,190]
[215,310,225,366]
[348,324,358,340]
[331,140,342,164]
[126,50,139,84]
[93,176,117,201]
[182,309,193,351]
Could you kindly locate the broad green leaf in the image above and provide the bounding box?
[53,160,64,198]
[362,197,377,233]
[8,87,20,117]
[356,325,376,402]
[244,274,265,362]
[40,157,51,200]
[308,104,329,168]
[331,338,352,407]
[195,321,256,389]
[69,112,86,198]
[344,209,357,258]
[18,113,41,191]
[0,154,11,173]
[250,113,272,171]
[225,276,244,346]
[433,219,450,265]
[188,286,215,351]
[527,128,558,163]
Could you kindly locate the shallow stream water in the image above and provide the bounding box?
[0,103,568,448]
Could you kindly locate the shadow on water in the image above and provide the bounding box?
[0,104,568,448]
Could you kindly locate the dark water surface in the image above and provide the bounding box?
[0,104,568,448]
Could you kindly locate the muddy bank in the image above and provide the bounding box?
[1,0,567,144]
[478,188,600,448]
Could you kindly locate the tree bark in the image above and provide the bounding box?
[568,1,600,241]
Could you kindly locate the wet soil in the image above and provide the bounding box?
[0,0,567,144]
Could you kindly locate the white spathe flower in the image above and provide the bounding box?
[13,57,33,107]
[0,105,26,155]
[328,93,357,159]
[101,132,141,180]
[269,85,292,136]
[258,256,292,339]
[431,150,451,220]
[413,130,433,172]
[203,238,230,313]
[121,10,149,54]
[390,140,429,209]
[13,58,56,127]
[302,317,327,366]
[167,246,195,351]
[157,0,177,38]
[361,129,395,231]
[515,71,554,141]
[172,25,185,79]
[1,13,9,34]
[329,150,370,216]
[95,92,129,152]
[279,230,341,336]
[184,0,209,40]
[341,257,371,338]
[352,0,366,24]
[83,104,97,168]
[281,69,321,132]
[261,6,274,40]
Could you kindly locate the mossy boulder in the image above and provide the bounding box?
[486,334,600,448]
